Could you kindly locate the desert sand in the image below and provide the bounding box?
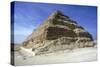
[15,47,97,66]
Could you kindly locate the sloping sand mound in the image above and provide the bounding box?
[15,47,97,66]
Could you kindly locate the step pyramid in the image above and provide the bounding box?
[22,10,93,53]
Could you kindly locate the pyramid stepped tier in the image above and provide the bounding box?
[46,27,77,40]
[22,10,94,53]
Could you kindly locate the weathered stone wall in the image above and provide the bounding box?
[46,27,76,40]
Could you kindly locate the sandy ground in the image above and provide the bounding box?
[15,47,97,66]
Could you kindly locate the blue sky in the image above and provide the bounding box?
[11,1,97,43]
